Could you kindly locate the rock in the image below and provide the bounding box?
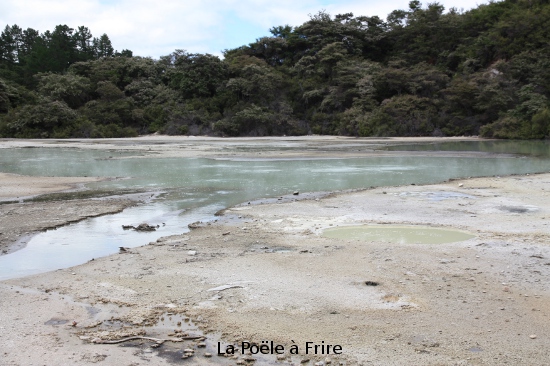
[188,221,202,229]
[134,223,156,232]
[204,353,212,357]
[207,284,243,292]
[530,335,537,339]
[187,250,197,256]
[293,191,299,195]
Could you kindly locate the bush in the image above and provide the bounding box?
[367,95,438,136]
[531,108,550,138]
[7,100,77,137]
[481,108,550,139]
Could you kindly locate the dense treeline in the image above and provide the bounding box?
[1,0,549,138]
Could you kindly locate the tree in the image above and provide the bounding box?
[226,64,283,103]
[73,26,94,60]
[0,78,12,112]
[36,72,91,108]
[69,56,158,89]
[94,34,114,58]
[167,50,228,99]
[0,25,23,64]
[368,95,438,136]
[47,25,78,72]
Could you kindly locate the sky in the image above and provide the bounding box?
[0,0,490,59]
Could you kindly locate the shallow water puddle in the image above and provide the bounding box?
[111,313,299,365]
[322,225,475,244]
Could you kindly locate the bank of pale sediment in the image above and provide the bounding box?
[2,172,549,365]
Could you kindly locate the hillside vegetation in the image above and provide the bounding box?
[1,0,549,138]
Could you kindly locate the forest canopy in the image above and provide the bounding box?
[1,0,549,139]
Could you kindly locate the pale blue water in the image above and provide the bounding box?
[0,140,549,280]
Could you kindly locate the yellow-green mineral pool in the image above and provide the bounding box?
[322,225,475,244]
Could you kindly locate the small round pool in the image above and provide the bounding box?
[322,225,475,244]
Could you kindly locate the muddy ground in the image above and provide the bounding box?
[0,136,549,366]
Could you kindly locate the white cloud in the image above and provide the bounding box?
[0,0,490,59]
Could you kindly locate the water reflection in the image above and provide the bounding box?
[385,140,550,157]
